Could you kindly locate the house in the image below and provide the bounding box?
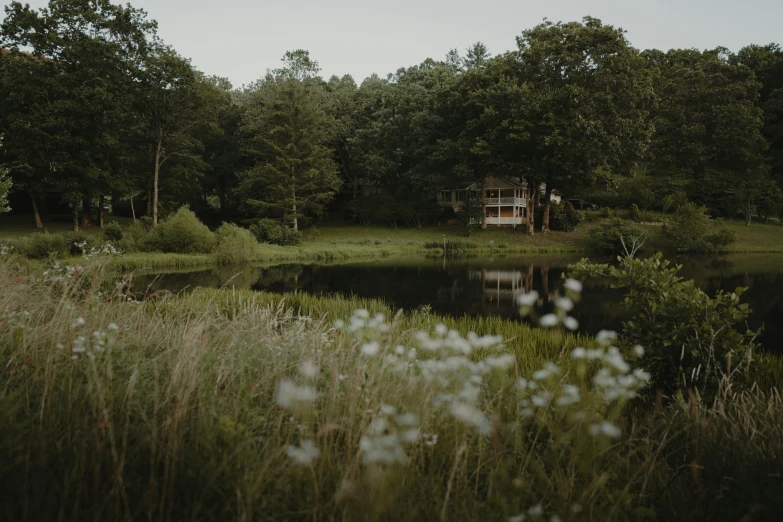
[440,176,530,227]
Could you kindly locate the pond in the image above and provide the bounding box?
[133,254,783,350]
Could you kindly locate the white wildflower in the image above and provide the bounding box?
[396,413,419,426]
[596,329,617,346]
[435,323,448,336]
[449,402,492,436]
[539,314,558,328]
[564,278,583,293]
[380,404,398,416]
[71,317,85,328]
[285,439,320,465]
[571,347,586,359]
[554,297,574,312]
[517,291,539,307]
[508,515,526,522]
[527,505,544,516]
[589,421,622,438]
[275,379,317,409]
[298,359,319,379]
[423,433,438,446]
[563,316,579,331]
[633,345,645,357]
[360,341,381,357]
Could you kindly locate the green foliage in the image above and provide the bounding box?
[0,162,10,214]
[146,207,216,254]
[249,219,302,246]
[667,203,735,253]
[212,223,259,265]
[454,196,483,235]
[26,233,68,259]
[630,203,641,222]
[103,221,123,242]
[588,218,646,254]
[569,253,758,397]
[599,207,614,219]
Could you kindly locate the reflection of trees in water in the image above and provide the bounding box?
[212,266,262,290]
[132,256,782,350]
[252,265,304,293]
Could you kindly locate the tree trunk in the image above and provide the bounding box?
[480,178,487,230]
[28,190,43,230]
[541,173,553,233]
[98,195,104,229]
[130,196,136,222]
[526,188,536,236]
[81,197,92,228]
[72,201,80,232]
[153,129,162,226]
[291,168,298,231]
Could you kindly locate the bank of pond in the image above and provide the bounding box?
[133,252,783,352]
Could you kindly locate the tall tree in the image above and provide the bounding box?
[239,51,341,230]
[646,48,768,218]
[517,17,654,232]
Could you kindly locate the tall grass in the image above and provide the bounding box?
[0,256,782,521]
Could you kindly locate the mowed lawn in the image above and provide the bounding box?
[1,212,782,257]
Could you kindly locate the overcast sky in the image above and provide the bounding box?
[11,0,783,88]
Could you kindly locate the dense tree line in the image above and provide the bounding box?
[2,1,782,234]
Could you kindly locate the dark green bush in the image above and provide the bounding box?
[667,203,735,254]
[560,202,582,232]
[454,196,483,236]
[249,219,302,246]
[630,204,641,222]
[104,221,123,242]
[26,233,68,259]
[569,253,757,397]
[588,218,646,255]
[146,207,216,254]
[212,223,259,265]
[599,207,614,219]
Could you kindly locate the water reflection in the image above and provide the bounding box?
[132,254,783,350]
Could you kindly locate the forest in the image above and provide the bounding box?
[1,0,782,236]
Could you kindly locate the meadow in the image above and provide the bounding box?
[1,253,782,521]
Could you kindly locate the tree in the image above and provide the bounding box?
[239,51,341,230]
[0,138,10,214]
[139,46,213,226]
[517,17,654,232]
[1,0,158,230]
[646,48,768,217]
[731,44,783,191]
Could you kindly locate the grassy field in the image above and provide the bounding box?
[2,212,782,273]
[1,256,782,521]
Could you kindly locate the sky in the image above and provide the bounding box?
[9,0,783,88]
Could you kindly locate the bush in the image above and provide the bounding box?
[599,207,614,219]
[26,233,68,259]
[104,221,123,242]
[588,218,646,255]
[249,219,302,246]
[212,223,259,265]
[146,206,216,254]
[668,203,735,254]
[454,196,483,236]
[569,253,757,397]
[533,202,583,232]
[560,201,582,232]
[630,203,641,222]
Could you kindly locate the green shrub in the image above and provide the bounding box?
[249,219,302,246]
[560,201,582,232]
[668,203,735,254]
[630,203,641,222]
[104,221,123,242]
[569,253,757,397]
[588,218,646,255]
[26,233,68,259]
[146,206,216,254]
[454,196,483,236]
[599,207,614,219]
[212,223,259,265]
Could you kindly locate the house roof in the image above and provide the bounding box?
[446,176,528,191]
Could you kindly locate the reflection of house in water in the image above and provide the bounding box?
[473,270,528,306]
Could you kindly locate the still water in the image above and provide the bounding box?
[133,254,783,350]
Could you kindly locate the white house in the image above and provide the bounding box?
[441,176,529,227]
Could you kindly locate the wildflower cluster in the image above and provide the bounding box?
[0,242,12,256]
[276,358,321,466]
[518,278,582,331]
[59,318,120,360]
[359,404,420,465]
[41,262,84,285]
[76,241,121,260]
